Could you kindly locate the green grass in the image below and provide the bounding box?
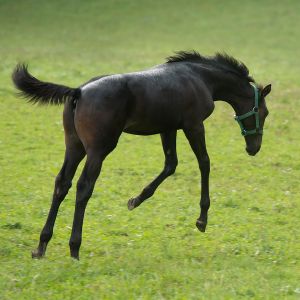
[0,0,300,299]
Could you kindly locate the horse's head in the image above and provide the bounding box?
[234,83,271,156]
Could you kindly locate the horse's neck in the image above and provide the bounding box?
[204,70,251,113]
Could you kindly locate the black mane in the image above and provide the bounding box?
[166,50,254,82]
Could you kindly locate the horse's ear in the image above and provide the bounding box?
[262,84,271,97]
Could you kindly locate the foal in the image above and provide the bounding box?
[12,51,271,259]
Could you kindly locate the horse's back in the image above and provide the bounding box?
[74,63,214,137]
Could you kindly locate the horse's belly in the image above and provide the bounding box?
[122,127,162,135]
[123,116,181,135]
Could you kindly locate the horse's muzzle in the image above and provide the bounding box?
[246,145,261,156]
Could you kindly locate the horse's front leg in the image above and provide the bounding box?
[127,130,178,210]
[184,124,210,232]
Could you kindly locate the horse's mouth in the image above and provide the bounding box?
[246,146,260,156]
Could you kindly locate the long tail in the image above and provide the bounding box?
[12,64,81,105]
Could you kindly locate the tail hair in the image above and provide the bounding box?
[12,64,80,105]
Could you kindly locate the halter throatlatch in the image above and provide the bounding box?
[234,83,263,136]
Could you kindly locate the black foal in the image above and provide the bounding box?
[12,51,271,259]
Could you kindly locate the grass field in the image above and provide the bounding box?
[0,0,300,299]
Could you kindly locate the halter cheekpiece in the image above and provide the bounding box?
[234,83,263,136]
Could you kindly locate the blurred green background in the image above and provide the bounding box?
[0,0,299,299]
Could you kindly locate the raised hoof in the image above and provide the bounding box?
[32,249,44,259]
[127,198,136,211]
[196,220,207,232]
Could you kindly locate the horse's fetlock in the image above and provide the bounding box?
[201,203,210,211]
[142,186,154,197]
[40,231,52,243]
[69,238,81,251]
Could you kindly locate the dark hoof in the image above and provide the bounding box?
[70,245,80,260]
[32,249,44,259]
[70,251,79,260]
[127,198,136,211]
[196,220,207,232]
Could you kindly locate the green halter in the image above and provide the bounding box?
[234,83,263,136]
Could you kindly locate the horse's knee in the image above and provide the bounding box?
[165,158,178,176]
[165,165,176,176]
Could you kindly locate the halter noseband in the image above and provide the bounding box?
[234,83,263,136]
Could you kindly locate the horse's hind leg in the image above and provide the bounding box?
[32,142,85,258]
[68,150,103,259]
[127,130,178,210]
[68,113,124,259]
[32,106,86,258]
[183,124,210,232]
[69,141,121,259]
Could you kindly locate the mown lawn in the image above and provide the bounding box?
[0,0,299,299]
